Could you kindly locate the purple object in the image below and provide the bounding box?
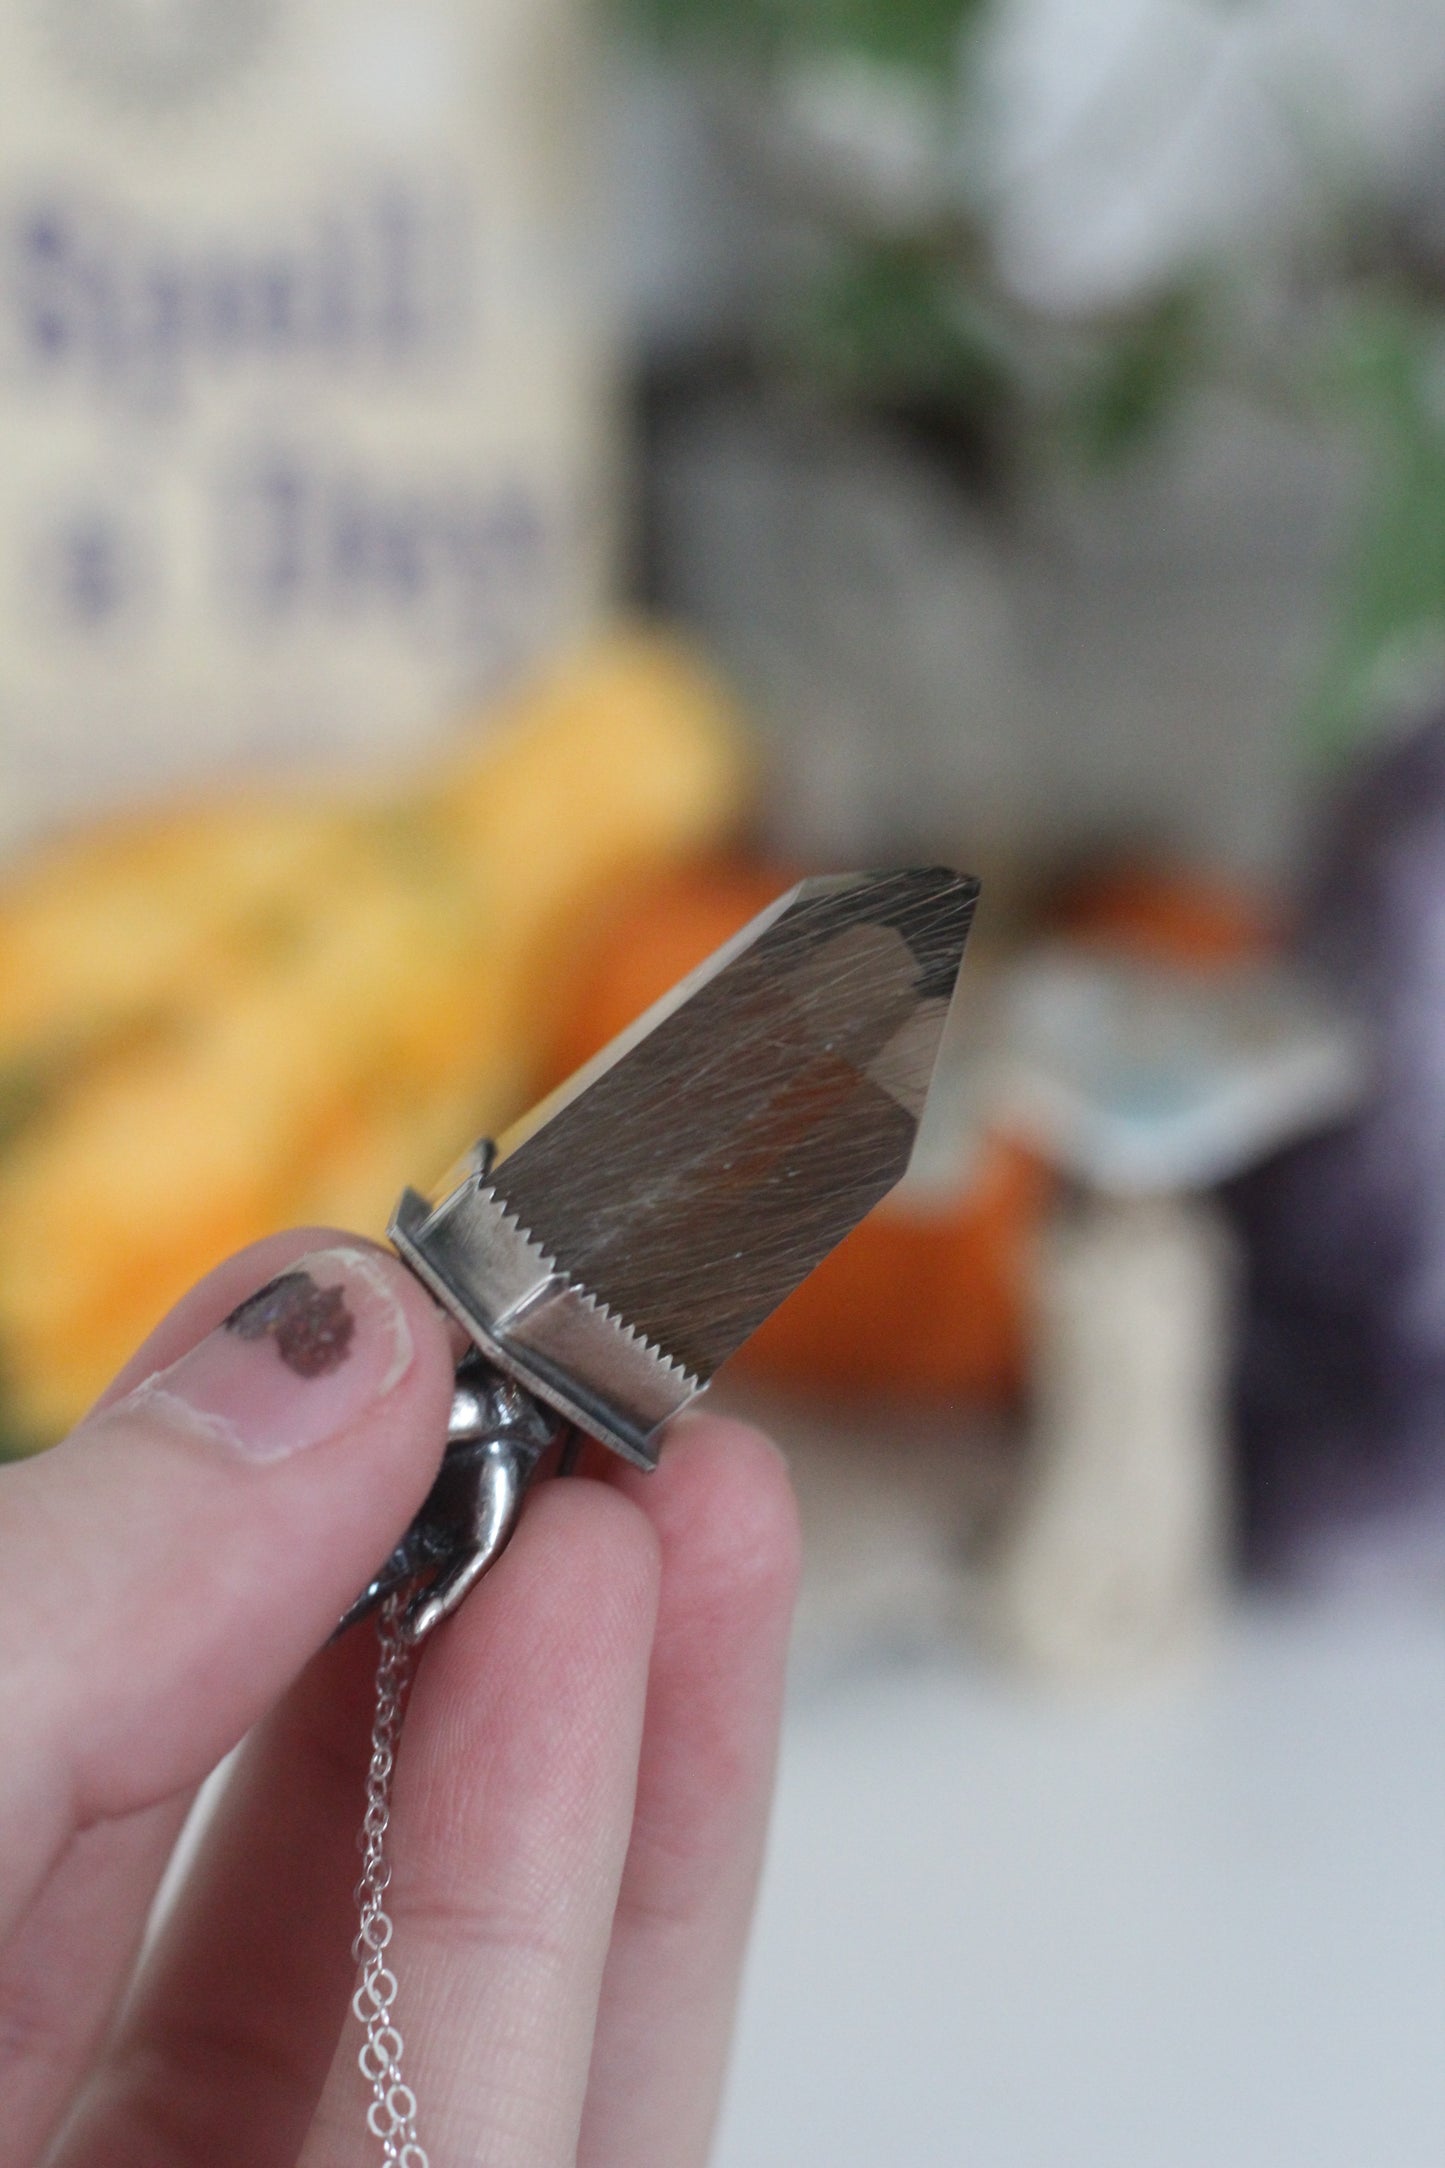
[1228,710,1445,1587]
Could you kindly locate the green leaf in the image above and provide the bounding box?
[619,0,988,79]
[785,243,1014,421]
[1305,305,1445,761]
[1064,286,1204,468]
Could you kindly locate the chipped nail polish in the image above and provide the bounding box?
[121,1246,414,1462]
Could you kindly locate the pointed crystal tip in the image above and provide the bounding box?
[488,866,979,1380]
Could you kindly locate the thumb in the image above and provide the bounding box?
[0,1231,456,1936]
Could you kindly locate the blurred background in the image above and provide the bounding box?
[1,0,1443,2160]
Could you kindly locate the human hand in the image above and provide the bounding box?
[2,1229,800,2167]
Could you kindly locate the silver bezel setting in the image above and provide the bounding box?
[389,1178,700,1471]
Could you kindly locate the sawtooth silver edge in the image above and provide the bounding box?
[388,1179,701,1471]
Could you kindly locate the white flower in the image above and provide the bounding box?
[975,0,1445,312]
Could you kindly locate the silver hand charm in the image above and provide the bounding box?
[335,1354,566,1644]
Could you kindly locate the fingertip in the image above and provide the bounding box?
[346,1241,461,1415]
[89,1225,459,1418]
[431,1473,663,1687]
[614,1411,803,1626]
[391,1476,662,1888]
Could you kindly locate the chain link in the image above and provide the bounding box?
[352,1593,429,2168]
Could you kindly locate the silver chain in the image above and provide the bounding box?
[352,1593,429,2168]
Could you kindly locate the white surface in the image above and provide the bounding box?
[715,1599,1445,2168]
